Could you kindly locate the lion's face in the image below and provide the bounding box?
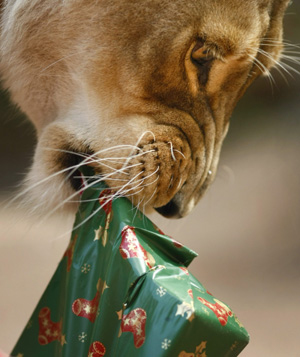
[1,0,290,217]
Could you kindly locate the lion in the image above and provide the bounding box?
[0,0,291,218]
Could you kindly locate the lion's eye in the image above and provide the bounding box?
[191,40,213,66]
[191,40,214,85]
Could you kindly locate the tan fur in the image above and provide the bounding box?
[0,0,291,217]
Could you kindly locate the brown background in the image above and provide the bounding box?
[0,3,300,355]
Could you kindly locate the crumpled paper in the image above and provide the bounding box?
[11,167,249,356]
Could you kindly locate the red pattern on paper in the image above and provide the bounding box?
[188,289,193,300]
[88,341,106,357]
[63,234,77,272]
[120,308,147,348]
[197,297,233,326]
[38,307,62,345]
[171,237,184,248]
[95,190,114,246]
[153,224,183,248]
[72,279,107,323]
[179,267,189,275]
[99,190,113,214]
[72,291,100,323]
[119,226,155,268]
[152,223,165,235]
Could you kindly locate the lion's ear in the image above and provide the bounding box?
[241,0,289,90]
[266,0,290,40]
[254,0,290,73]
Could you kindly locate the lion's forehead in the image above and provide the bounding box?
[89,0,287,80]
[100,0,266,48]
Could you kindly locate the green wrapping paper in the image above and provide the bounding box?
[11,168,249,357]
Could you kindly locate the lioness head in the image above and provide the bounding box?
[0,0,291,217]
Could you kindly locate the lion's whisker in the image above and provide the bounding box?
[76,176,129,183]
[143,187,158,208]
[258,48,294,74]
[280,54,300,66]
[112,168,159,196]
[56,183,149,241]
[33,175,108,223]
[132,195,144,220]
[91,149,156,165]
[24,144,157,216]
[256,48,292,83]
[39,49,93,73]
[38,165,144,223]
[261,38,300,46]
[41,146,143,188]
[248,53,276,86]
[44,144,143,160]
[177,177,183,191]
[119,130,156,170]
[59,170,147,236]
[4,162,89,209]
[53,198,115,240]
[173,149,186,159]
[279,61,300,76]
[140,174,160,188]
[168,141,176,161]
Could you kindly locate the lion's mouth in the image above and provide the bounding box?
[57,143,185,218]
[69,168,85,192]
[59,147,95,192]
[55,124,209,219]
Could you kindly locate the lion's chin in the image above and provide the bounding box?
[154,200,182,219]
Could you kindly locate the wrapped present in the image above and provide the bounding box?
[11,167,249,357]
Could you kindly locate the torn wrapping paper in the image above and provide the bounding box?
[11,168,249,357]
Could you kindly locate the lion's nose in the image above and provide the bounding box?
[155,199,181,218]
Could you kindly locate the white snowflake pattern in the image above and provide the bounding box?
[156,286,167,297]
[81,263,91,274]
[176,302,195,320]
[78,332,87,343]
[161,339,171,350]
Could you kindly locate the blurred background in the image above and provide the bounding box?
[0,3,299,356]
